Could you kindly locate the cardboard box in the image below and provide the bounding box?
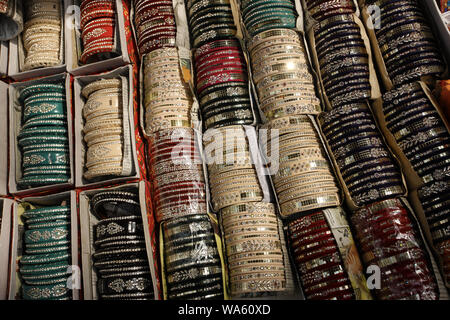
[8,191,80,300]
[0,198,14,300]
[0,41,9,76]
[79,181,160,300]
[67,0,130,76]
[424,0,450,65]
[0,80,8,197]
[73,65,140,188]
[7,0,70,81]
[8,73,75,196]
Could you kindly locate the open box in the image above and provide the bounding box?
[0,198,14,300]
[73,65,139,188]
[8,0,70,81]
[79,181,160,300]
[423,0,450,64]
[67,0,130,76]
[0,80,8,197]
[0,41,8,76]
[8,72,74,196]
[7,191,80,300]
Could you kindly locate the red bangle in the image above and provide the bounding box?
[196,56,246,75]
[155,192,206,206]
[287,211,327,232]
[81,44,115,64]
[194,39,241,61]
[156,198,207,212]
[294,246,340,266]
[196,66,247,84]
[154,182,206,196]
[150,140,199,154]
[290,230,334,249]
[150,128,196,141]
[291,236,336,256]
[195,48,243,67]
[288,219,330,239]
[351,207,409,229]
[150,154,202,170]
[82,21,115,46]
[149,144,201,159]
[149,137,198,151]
[81,9,115,30]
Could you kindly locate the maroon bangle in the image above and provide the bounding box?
[194,39,241,61]
[195,48,243,67]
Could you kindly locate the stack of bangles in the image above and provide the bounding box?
[240,0,297,37]
[286,208,361,300]
[382,82,450,283]
[90,190,154,300]
[19,205,72,300]
[205,126,263,212]
[320,103,406,207]
[351,198,439,300]
[82,78,125,181]
[80,0,117,64]
[247,28,322,120]
[261,115,340,218]
[162,215,224,300]
[148,128,206,223]
[204,126,289,297]
[312,13,371,107]
[22,0,62,71]
[18,82,70,189]
[187,1,254,129]
[221,203,288,297]
[187,0,236,48]
[365,0,445,85]
[304,0,355,20]
[133,0,176,55]
[143,48,193,133]
[193,39,254,129]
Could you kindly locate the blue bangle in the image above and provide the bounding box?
[24,226,69,245]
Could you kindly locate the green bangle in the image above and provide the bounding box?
[22,283,69,300]
[27,220,70,230]
[25,245,70,255]
[22,119,68,130]
[20,261,70,275]
[22,150,69,168]
[18,126,68,139]
[23,101,66,123]
[23,206,70,219]
[24,226,69,244]
[19,84,65,102]
[20,252,70,265]
[23,168,71,178]
[18,135,69,148]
